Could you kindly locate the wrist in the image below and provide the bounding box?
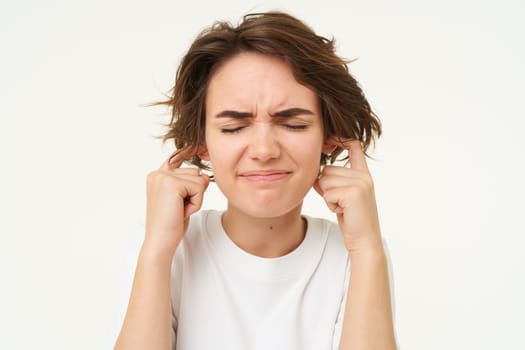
[348,244,388,275]
[345,235,384,259]
[139,238,180,266]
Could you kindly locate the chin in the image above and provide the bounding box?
[217,180,312,219]
[229,196,304,219]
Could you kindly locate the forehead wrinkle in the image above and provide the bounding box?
[206,53,316,121]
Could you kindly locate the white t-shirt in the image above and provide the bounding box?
[170,210,351,350]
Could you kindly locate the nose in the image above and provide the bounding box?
[247,123,280,162]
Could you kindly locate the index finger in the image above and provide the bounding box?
[325,138,370,171]
[327,138,369,172]
[159,151,188,171]
[346,140,369,172]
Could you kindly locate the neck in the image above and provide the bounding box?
[222,205,306,258]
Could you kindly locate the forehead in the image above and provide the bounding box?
[205,53,318,112]
[210,52,294,83]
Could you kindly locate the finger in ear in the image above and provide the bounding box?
[195,144,210,161]
[322,137,338,154]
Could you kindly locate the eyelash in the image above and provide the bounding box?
[220,124,308,134]
[221,127,244,134]
[284,124,307,130]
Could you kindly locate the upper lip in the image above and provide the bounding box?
[238,170,291,176]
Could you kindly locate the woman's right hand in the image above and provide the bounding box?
[143,151,210,258]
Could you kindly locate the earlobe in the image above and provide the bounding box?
[322,138,337,155]
[196,144,210,161]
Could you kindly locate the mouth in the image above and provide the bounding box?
[238,170,292,182]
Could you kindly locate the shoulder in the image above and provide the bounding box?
[170,210,219,313]
[181,209,219,244]
[302,215,349,275]
[172,210,215,266]
[304,215,347,253]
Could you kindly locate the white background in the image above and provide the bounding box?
[1,0,524,349]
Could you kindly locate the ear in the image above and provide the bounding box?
[322,138,337,155]
[195,144,209,161]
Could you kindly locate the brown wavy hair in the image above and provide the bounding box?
[156,11,381,169]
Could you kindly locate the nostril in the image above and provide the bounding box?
[248,138,280,160]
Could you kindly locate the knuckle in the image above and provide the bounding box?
[363,173,374,186]
[354,174,373,189]
[146,171,159,185]
[146,171,176,190]
[360,177,373,189]
[195,197,204,208]
[348,185,367,199]
[199,176,209,186]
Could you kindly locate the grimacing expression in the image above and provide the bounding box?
[199,53,334,218]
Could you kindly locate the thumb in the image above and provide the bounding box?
[183,173,211,218]
[313,178,324,197]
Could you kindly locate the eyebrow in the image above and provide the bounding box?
[214,108,314,119]
[214,110,253,119]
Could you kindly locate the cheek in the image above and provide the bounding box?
[284,133,323,158]
[206,139,239,169]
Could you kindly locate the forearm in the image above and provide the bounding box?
[338,245,396,350]
[114,243,176,350]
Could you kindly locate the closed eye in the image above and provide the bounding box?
[220,126,245,134]
[284,124,308,130]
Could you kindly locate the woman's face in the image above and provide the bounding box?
[202,53,332,218]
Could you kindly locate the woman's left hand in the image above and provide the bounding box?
[313,140,382,254]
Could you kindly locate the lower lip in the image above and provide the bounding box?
[240,173,291,183]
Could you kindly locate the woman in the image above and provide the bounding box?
[115,11,396,350]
